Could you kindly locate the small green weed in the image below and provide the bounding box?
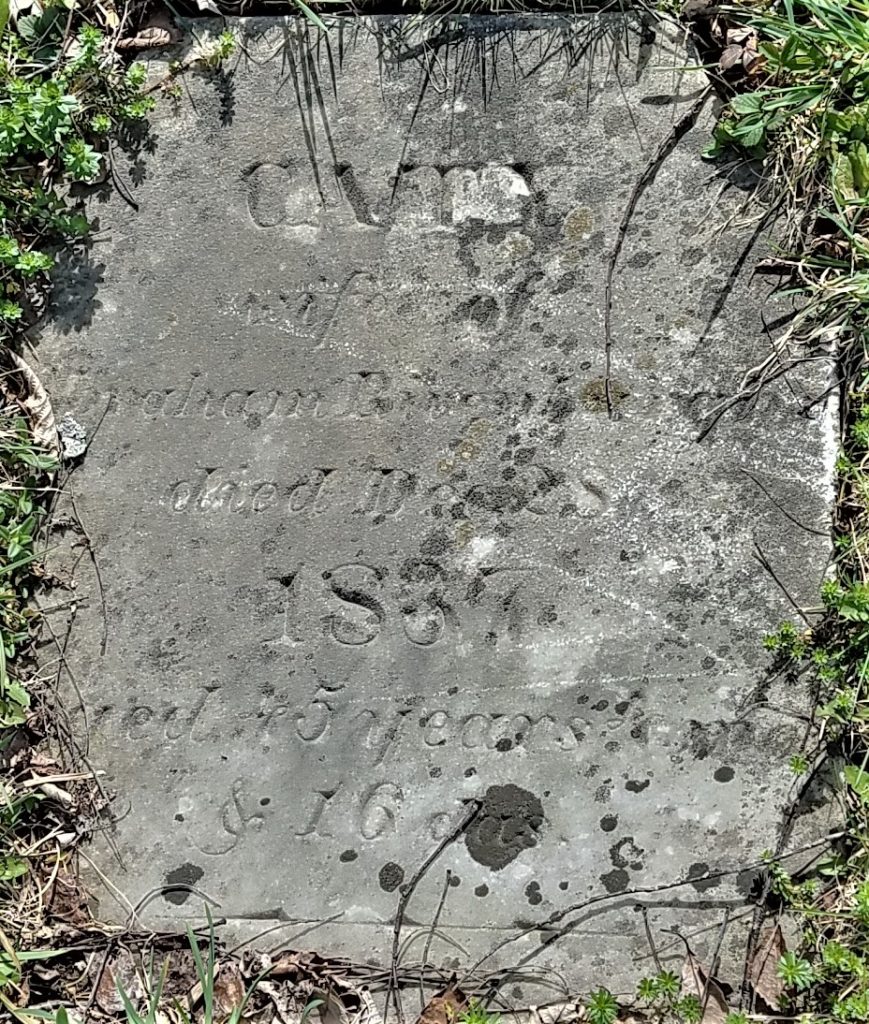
[586,988,619,1024]
[0,416,56,729]
[634,970,724,1024]
[198,29,237,70]
[0,19,154,338]
[709,0,869,215]
[0,2,151,1013]
[457,1002,500,1024]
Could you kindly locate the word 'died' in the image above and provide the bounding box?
[168,466,417,517]
[165,461,592,520]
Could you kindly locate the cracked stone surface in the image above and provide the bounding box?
[40,15,836,995]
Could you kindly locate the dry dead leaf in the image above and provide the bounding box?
[681,954,730,1024]
[214,962,246,1018]
[719,44,743,70]
[95,950,145,1014]
[749,924,786,1011]
[416,984,469,1024]
[29,751,60,770]
[117,12,182,50]
[726,26,755,45]
[38,781,73,807]
[8,352,58,460]
[94,0,120,29]
[743,50,765,75]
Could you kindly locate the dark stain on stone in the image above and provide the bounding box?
[163,862,204,905]
[581,376,629,412]
[496,738,513,752]
[537,606,558,626]
[737,868,762,897]
[455,293,499,325]
[525,881,542,906]
[600,868,629,893]
[448,874,461,887]
[689,720,715,759]
[420,528,450,558]
[378,862,405,892]
[465,783,545,870]
[546,392,576,423]
[594,782,612,803]
[714,766,735,783]
[339,849,358,863]
[610,836,644,870]
[687,861,720,892]
[559,880,569,890]
[626,778,650,793]
[599,814,618,832]
[475,883,489,897]
[626,250,655,269]
[430,766,442,778]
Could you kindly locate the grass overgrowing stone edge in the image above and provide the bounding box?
[0,0,866,1020]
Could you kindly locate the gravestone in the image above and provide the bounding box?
[41,15,835,996]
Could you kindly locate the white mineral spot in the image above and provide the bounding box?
[461,535,497,570]
[669,325,697,345]
[450,166,531,224]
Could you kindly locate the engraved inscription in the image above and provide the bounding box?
[325,563,386,646]
[142,371,391,422]
[243,161,320,229]
[88,686,645,760]
[187,777,409,853]
[165,467,602,519]
[245,162,292,227]
[243,160,537,231]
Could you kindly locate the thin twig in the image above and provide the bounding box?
[603,86,711,418]
[388,800,482,1024]
[469,831,841,975]
[419,870,454,1012]
[67,491,108,656]
[641,905,663,975]
[752,541,814,627]
[741,468,829,537]
[707,909,731,987]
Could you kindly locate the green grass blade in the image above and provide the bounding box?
[294,0,327,32]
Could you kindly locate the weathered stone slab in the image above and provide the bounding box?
[41,15,834,995]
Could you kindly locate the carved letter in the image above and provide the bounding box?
[359,782,403,839]
[325,563,385,646]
